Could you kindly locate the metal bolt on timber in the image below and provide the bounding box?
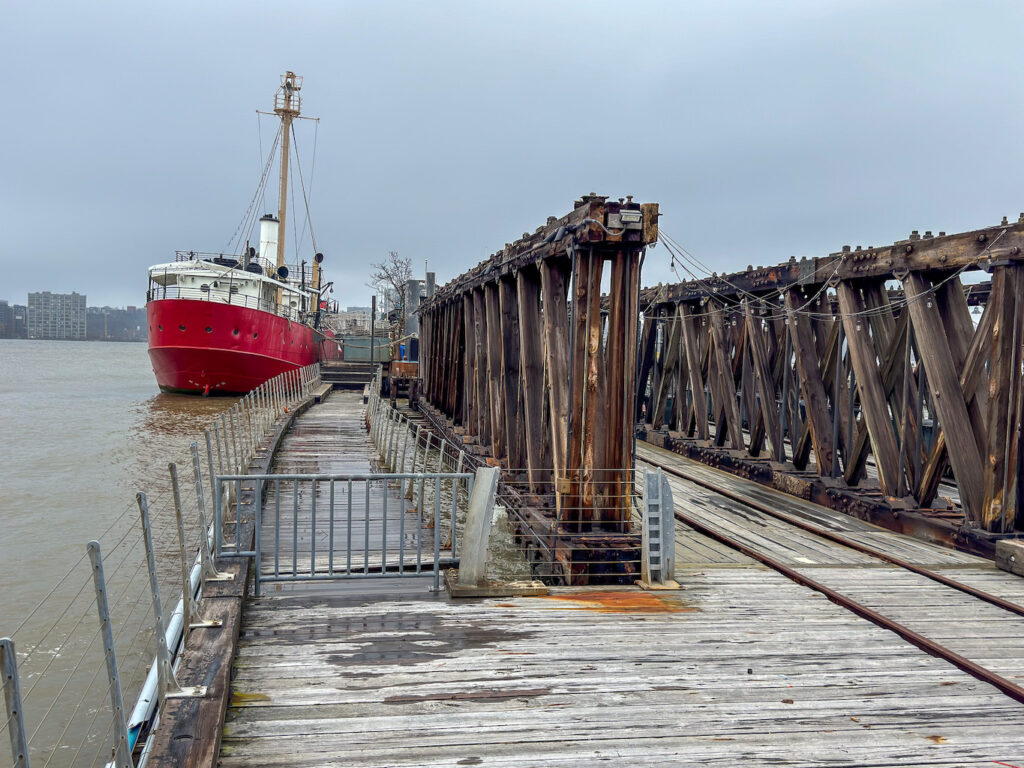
[87,543,133,768]
[192,442,234,579]
[2,636,29,768]
[169,462,222,633]
[136,492,207,703]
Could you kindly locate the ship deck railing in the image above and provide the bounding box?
[145,283,310,324]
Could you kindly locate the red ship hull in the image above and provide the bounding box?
[147,299,339,394]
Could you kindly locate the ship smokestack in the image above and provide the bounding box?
[259,214,279,273]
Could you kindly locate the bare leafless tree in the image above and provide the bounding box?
[369,250,413,335]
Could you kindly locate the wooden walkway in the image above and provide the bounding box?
[219,397,1024,766]
[258,393,455,580]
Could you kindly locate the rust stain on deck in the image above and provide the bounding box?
[537,591,693,613]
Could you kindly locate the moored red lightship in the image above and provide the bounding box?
[146,71,340,395]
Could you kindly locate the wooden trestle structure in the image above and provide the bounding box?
[637,220,1024,553]
[418,194,659,582]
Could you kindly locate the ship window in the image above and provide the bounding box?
[179,324,186,331]
[253,332,258,339]
[233,329,240,336]
[229,285,240,294]
[213,281,219,288]
[158,324,163,331]
[205,326,212,333]
[200,284,210,293]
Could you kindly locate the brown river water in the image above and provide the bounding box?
[0,339,233,621]
[0,339,235,765]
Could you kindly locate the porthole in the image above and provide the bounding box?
[253,332,259,339]
[179,324,186,331]
[158,324,163,331]
[229,285,240,294]
[200,284,210,293]
[205,326,212,333]
[233,329,240,336]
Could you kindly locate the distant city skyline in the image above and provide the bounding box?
[0,292,146,341]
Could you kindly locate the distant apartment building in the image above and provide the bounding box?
[12,305,27,338]
[0,301,13,338]
[27,292,87,340]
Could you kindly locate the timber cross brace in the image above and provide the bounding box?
[637,219,1024,550]
[418,194,659,584]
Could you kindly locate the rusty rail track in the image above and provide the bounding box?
[639,452,1024,706]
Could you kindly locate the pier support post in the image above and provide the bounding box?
[136,492,207,703]
[1,637,29,768]
[169,462,223,634]
[87,543,134,768]
[191,443,234,580]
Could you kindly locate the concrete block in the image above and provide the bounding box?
[996,539,1024,578]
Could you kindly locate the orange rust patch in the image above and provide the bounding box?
[538,591,691,613]
[925,735,947,744]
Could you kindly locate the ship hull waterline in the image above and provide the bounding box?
[147,298,338,395]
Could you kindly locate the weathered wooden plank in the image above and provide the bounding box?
[837,282,901,494]
[982,266,1018,531]
[498,276,523,471]
[678,303,709,440]
[540,258,571,489]
[708,304,745,450]
[918,287,996,506]
[484,281,505,460]
[653,316,680,428]
[472,288,490,446]
[744,301,784,461]
[903,272,986,523]
[636,312,657,422]
[579,250,604,514]
[462,296,475,428]
[516,268,546,490]
[785,289,835,475]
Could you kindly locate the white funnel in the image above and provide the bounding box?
[259,214,279,266]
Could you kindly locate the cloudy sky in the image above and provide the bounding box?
[3,0,1023,309]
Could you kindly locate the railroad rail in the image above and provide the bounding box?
[637,443,1024,707]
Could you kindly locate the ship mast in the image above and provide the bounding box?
[273,72,302,303]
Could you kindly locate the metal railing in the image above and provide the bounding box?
[145,283,305,323]
[1,364,322,768]
[214,471,474,594]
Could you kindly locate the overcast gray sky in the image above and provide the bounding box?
[3,0,1023,309]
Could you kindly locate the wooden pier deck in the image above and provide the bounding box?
[216,397,1024,767]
